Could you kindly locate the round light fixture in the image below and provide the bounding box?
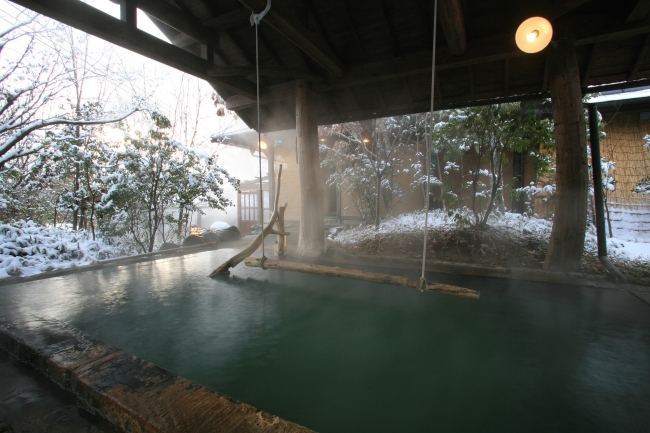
[260,141,267,150]
[516,17,552,53]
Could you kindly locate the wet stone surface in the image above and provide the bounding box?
[0,348,120,433]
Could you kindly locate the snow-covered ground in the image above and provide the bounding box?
[3,211,650,280]
[0,221,129,279]
[333,210,650,263]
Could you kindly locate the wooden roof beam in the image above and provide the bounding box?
[236,0,345,77]
[12,0,257,99]
[626,0,650,23]
[544,0,590,21]
[628,33,650,80]
[132,0,221,51]
[439,0,467,56]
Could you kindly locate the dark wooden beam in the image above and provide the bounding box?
[202,7,250,31]
[542,51,551,93]
[468,66,475,98]
[207,65,322,81]
[226,82,295,111]
[545,0,589,21]
[402,78,414,108]
[120,0,136,27]
[439,0,467,56]
[11,0,257,98]
[376,0,399,57]
[257,29,284,67]
[629,33,650,79]
[135,0,221,50]
[334,0,366,62]
[626,0,650,23]
[219,31,253,66]
[373,83,386,109]
[236,0,345,77]
[504,58,510,95]
[581,43,598,89]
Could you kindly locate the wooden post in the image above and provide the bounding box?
[543,37,589,272]
[296,80,325,257]
[120,0,137,28]
[268,142,275,211]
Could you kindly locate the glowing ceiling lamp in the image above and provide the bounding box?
[260,141,267,150]
[516,17,553,53]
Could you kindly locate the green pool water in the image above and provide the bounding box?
[1,248,648,432]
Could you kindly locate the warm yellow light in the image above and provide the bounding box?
[526,30,539,43]
[260,141,267,150]
[516,17,552,54]
[319,138,326,142]
[363,139,370,143]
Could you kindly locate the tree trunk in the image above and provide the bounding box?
[177,207,184,244]
[375,172,381,228]
[296,80,324,257]
[544,37,589,272]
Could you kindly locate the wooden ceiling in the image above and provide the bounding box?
[12,0,650,131]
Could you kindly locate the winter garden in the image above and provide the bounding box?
[2,8,650,283]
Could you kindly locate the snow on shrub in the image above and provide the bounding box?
[0,221,128,279]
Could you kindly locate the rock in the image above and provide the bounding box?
[209,221,230,230]
[217,226,242,241]
[182,235,205,247]
[202,232,220,243]
[159,242,179,251]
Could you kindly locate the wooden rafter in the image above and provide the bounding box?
[504,58,510,95]
[11,0,257,98]
[236,0,345,77]
[629,33,650,80]
[581,43,598,89]
[136,0,221,49]
[544,0,590,21]
[439,0,466,56]
[375,0,398,57]
[626,0,650,23]
[334,0,366,62]
[468,66,475,98]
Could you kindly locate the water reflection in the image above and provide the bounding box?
[0,248,648,433]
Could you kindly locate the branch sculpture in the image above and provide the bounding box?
[209,164,287,277]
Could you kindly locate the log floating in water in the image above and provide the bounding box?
[244,258,480,300]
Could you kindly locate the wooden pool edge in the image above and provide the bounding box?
[0,317,314,433]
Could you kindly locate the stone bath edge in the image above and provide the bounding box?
[0,317,315,433]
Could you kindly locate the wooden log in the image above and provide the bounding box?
[244,258,480,300]
[209,165,287,276]
[544,37,589,273]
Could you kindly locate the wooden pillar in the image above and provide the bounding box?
[120,0,137,28]
[543,37,589,272]
[267,142,275,211]
[296,80,324,257]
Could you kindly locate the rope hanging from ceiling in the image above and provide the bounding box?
[251,0,272,270]
[419,0,439,291]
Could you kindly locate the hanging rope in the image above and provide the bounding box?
[251,0,271,269]
[419,0,439,291]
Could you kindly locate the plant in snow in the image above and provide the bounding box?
[100,113,237,253]
[321,116,421,227]
[436,104,554,228]
[0,220,133,279]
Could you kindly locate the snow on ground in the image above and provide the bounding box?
[333,210,650,263]
[0,221,127,279]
